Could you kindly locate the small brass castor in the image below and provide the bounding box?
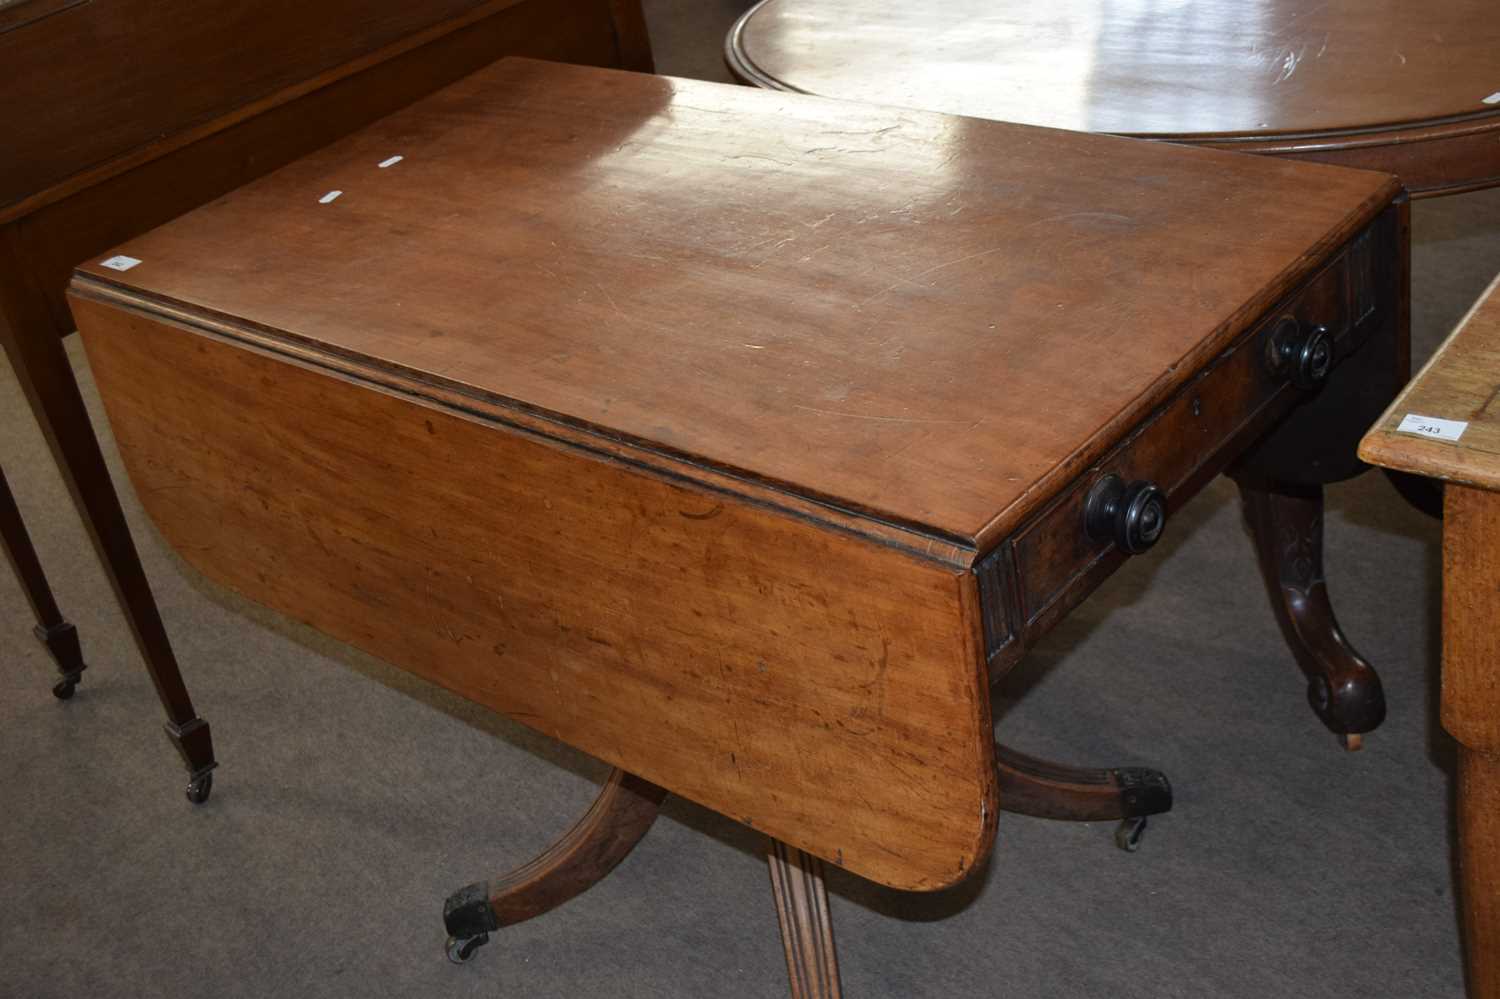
[1340,733,1363,752]
[185,772,213,804]
[52,678,78,700]
[446,933,490,964]
[1115,816,1148,852]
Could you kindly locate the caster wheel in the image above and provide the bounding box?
[186,772,213,804]
[446,933,490,964]
[1115,816,1147,852]
[52,679,77,700]
[1340,732,1363,752]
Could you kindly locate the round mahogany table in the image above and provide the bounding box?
[726,0,1500,197]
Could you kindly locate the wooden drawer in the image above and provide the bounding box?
[985,224,1379,655]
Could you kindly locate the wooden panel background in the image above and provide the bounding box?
[0,0,518,208]
[71,294,999,892]
[9,0,642,335]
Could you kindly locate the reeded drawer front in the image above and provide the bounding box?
[979,218,1387,660]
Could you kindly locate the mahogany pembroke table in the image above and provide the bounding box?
[66,59,1407,995]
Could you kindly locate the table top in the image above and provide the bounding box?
[1360,272,1500,491]
[727,0,1500,141]
[77,57,1396,550]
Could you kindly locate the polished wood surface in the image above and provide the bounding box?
[9,0,652,333]
[69,293,996,892]
[0,0,651,795]
[1360,277,1500,997]
[74,59,1397,549]
[0,0,653,215]
[727,0,1500,196]
[67,62,1408,897]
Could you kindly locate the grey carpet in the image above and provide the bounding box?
[1,3,1492,995]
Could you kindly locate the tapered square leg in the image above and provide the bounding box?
[0,251,215,799]
[0,464,87,697]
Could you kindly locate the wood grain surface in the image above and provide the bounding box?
[1458,746,1500,998]
[74,58,1399,548]
[1440,486,1500,755]
[1442,486,1500,997]
[1360,271,1500,491]
[1,0,653,226]
[7,0,648,335]
[728,0,1500,139]
[1,0,512,210]
[0,0,649,799]
[726,0,1500,195]
[69,296,997,892]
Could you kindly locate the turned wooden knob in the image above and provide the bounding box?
[1267,316,1333,390]
[1084,474,1166,555]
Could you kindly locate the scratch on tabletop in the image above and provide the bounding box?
[1474,381,1500,418]
[856,245,1013,307]
[1275,46,1305,82]
[819,125,900,138]
[793,405,969,425]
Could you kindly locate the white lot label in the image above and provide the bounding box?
[100,255,141,271]
[1396,413,1468,442]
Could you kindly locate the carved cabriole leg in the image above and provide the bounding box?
[442,768,665,962]
[0,464,87,698]
[767,839,843,999]
[1235,477,1385,748]
[0,238,216,799]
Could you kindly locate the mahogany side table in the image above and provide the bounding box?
[1361,273,1500,999]
[726,0,1500,198]
[66,58,1406,995]
[0,0,651,802]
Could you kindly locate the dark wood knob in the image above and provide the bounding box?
[1268,316,1333,390]
[1084,474,1166,555]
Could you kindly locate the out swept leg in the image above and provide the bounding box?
[0,464,87,698]
[0,254,216,800]
[768,838,842,999]
[442,768,665,963]
[994,742,1172,851]
[1235,476,1385,749]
